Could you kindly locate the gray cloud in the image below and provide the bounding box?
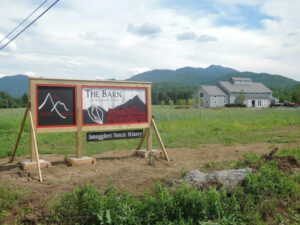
[127,23,161,37]
[176,31,197,40]
[176,32,217,43]
[197,34,218,42]
[286,32,298,36]
[79,32,110,41]
[169,22,178,27]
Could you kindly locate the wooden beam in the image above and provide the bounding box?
[148,126,153,165]
[136,128,148,150]
[151,119,170,161]
[76,131,83,158]
[10,102,30,163]
[76,85,83,158]
[29,110,43,183]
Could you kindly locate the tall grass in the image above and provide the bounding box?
[50,160,299,225]
[0,107,299,158]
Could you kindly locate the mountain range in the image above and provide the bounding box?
[127,65,299,88]
[0,75,28,98]
[0,65,299,98]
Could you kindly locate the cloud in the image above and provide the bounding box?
[128,67,151,74]
[94,76,105,80]
[197,34,218,42]
[25,71,36,77]
[176,32,217,43]
[176,32,197,40]
[169,22,178,27]
[0,0,299,82]
[0,72,9,78]
[127,22,161,37]
[79,32,110,41]
[0,33,18,52]
[286,32,298,37]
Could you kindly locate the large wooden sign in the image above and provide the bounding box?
[10,78,168,182]
[29,78,152,134]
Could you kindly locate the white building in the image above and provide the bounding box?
[197,77,274,108]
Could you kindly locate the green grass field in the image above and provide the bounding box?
[1,107,300,224]
[0,107,300,158]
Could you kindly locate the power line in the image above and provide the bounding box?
[0,0,49,44]
[0,0,59,52]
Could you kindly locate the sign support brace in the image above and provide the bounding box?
[136,117,170,161]
[10,101,45,182]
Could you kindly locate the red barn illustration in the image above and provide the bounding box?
[107,106,146,123]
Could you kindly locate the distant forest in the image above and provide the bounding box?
[0,92,28,108]
[0,83,300,108]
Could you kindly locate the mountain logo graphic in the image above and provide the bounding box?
[38,93,69,119]
[87,105,105,124]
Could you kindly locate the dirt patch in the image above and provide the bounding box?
[262,147,300,172]
[272,155,299,172]
[0,141,299,223]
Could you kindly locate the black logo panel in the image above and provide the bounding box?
[37,86,76,126]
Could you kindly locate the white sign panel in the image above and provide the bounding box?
[82,86,148,125]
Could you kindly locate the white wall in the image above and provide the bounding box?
[198,87,210,107]
[247,99,270,108]
[209,95,226,107]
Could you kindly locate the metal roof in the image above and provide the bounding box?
[230,77,252,81]
[218,81,272,93]
[201,85,227,96]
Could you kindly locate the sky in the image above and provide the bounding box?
[0,0,300,81]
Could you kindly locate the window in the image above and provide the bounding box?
[200,92,203,97]
[206,101,208,104]
[214,101,217,104]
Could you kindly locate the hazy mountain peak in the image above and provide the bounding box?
[0,74,29,98]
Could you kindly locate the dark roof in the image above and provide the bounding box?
[201,85,227,96]
[218,81,272,93]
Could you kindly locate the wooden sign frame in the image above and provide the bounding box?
[11,78,169,183]
[29,78,152,160]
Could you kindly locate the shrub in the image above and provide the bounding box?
[54,184,139,225]
[52,161,299,225]
[225,104,246,107]
[244,161,297,200]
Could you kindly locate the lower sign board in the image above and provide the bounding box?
[87,130,143,142]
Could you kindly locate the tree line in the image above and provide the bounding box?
[272,85,300,103]
[0,91,28,108]
[151,82,196,105]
